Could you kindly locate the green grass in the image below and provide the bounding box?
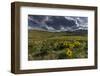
[28,30,88,60]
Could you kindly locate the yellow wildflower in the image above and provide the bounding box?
[69,43,74,48]
[63,41,69,47]
[66,48,73,57]
[74,41,80,47]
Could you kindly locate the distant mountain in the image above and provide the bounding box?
[65,29,87,36]
[28,15,88,32]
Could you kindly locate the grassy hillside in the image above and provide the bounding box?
[28,30,88,60]
[28,30,87,41]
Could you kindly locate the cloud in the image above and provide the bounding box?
[45,16,76,30]
[28,15,88,32]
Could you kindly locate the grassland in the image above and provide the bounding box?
[28,30,88,60]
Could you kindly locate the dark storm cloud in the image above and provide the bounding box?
[28,15,88,32]
[45,16,76,30]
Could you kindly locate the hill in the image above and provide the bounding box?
[28,30,87,41]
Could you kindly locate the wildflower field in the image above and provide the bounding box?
[28,30,88,60]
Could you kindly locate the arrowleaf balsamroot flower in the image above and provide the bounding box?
[66,48,73,57]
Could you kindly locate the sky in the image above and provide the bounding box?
[28,15,88,32]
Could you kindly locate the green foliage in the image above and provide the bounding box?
[28,30,88,60]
